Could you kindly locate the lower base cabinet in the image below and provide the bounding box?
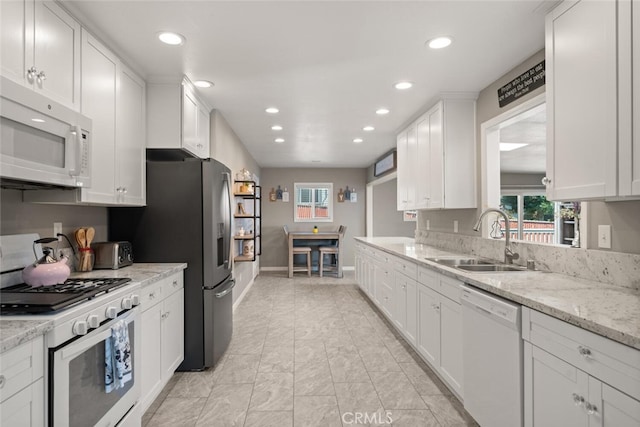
[0,336,44,427]
[523,308,640,427]
[139,273,184,413]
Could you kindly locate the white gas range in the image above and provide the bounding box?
[1,234,142,427]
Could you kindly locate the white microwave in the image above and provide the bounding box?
[0,76,91,188]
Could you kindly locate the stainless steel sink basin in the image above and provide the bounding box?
[425,257,493,266]
[455,264,526,272]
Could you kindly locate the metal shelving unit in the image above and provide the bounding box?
[233,181,261,262]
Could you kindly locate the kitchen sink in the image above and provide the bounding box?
[455,264,526,272]
[425,257,494,266]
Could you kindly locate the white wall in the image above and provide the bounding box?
[210,110,262,304]
[372,178,415,237]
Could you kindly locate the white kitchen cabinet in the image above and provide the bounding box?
[139,273,184,413]
[24,30,146,206]
[523,307,640,427]
[393,258,418,346]
[545,0,640,200]
[0,336,45,427]
[116,64,146,205]
[396,126,417,210]
[147,77,211,159]
[0,0,80,110]
[397,96,476,210]
[416,276,440,368]
[439,293,463,396]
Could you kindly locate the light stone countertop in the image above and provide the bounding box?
[0,263,186,354]
[355,237,640,351]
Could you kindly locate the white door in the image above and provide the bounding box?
[427,104,444,208]
[396,131,409,210]
[197,104,210,158]
[394,274,407,331]
[117,65,146,205]
[140,304,163,412]
[526,344,588,427]
[1,0,32,85]
[33,1,80,109]
[404,278,418,346]
[417,283,440,368]
[439,296,463,397]
[631,0,640,195]
[545,0,617,200]
[0,378,44,427]
[181,85,199,156]
[415,115,430,209]
[80,30,117,204]
[598,381,640,427]
[405,123,417,209]
[161,289,185,381]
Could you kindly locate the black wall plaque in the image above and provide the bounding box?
[497,60,545,108]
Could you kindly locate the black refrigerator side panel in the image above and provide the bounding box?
[109,160,206,370]
[202,160,232,288]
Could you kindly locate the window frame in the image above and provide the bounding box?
[293,182,334,222]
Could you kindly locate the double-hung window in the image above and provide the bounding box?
[294,183,333,222]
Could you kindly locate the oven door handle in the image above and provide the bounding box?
[60,309,136,360]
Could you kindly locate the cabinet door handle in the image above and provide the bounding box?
[585,402,598,416]
[572,393,584,406]
[0,375,5,389]
[172,280,179,287]
[37,71,46,81]
[162,311,170,320]
[541,176,551,186]
[578,345,592,359]
[27,66,37,81]
[149,292,156,300]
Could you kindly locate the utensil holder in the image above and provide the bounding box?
[77,248,95,272]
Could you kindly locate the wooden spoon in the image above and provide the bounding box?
[85,227,95,248]
[75,228,86,249]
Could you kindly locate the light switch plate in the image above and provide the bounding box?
[598,225,611,249]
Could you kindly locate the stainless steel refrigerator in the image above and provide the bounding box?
[109,153,234,370]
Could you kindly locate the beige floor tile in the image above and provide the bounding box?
[294,361,335,396]
[368,371,426,410]
[214,354,260,384]
[422,394,477,426]
[327,352,370,383]
[333,382,384,414]
[356,344,402,372]
[167,371,215,398]
[244,411,293,427]
[387,409,440,427]
[196,383,253,426]
[294,340,327,365]
[294,396,343,427]
[259,345,294,373]
[399,361,452,396]
[249,372,294,411]
[147,397,206,427]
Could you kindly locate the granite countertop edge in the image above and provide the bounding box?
[0,263,187,354]
[355,237,640,351]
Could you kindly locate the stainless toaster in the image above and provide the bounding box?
[92,241,133,269]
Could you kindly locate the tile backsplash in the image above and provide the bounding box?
[415,229,640,291]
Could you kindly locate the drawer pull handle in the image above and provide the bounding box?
[585,402,598,415]
[162,311,170,320]
[172,280,178,287]
[578,346,592,358]
[149,292,156,300]
[572,393,584,406]
[0,375,5,388]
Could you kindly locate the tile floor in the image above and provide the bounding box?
[143,272,478,427]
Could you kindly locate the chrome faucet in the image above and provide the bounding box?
[473,208,520,264]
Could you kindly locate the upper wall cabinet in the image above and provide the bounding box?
[1,0,80,110]
[147,77,211,159]
[397,96,477,211]
[545,0,640,200]
[24,29,146,206]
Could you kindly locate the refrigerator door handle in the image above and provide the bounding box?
[222,172,232,268]
[215,278,236,298]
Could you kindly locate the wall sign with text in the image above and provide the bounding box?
[374,151,397,177]
[497,60,545,108]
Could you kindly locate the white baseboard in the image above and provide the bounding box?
[232,275,256,312]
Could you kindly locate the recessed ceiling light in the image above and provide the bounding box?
[271,125,283,131]
[394,81,413,90]
[31,118,45,123]
[193,80,214,88]
[265,107,279,114]
[499,143,528,152]
[427,36,453,49]
[353,138,363,143]
[157,32,185,46]
[363,126,375,132]
[275,138,285,143]
[376,108,390,115]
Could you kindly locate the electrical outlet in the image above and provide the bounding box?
[598,225,612,249]
[54,222,62,239]
[454,220,459,233]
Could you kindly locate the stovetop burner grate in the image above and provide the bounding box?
[0,278,132,314]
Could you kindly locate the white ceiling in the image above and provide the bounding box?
[500,104,547,174]
[63,1,550,169]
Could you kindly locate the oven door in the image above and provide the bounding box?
[50,308,140,427]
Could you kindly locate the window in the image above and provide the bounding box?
[294,183,333,222]
[500,193,580,246]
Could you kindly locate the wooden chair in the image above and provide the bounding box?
[319,225,346,277]
[284,225,312,277]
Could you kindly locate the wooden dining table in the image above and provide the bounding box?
[287,231,343,278]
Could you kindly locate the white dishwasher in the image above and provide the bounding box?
[461,285,523,427]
